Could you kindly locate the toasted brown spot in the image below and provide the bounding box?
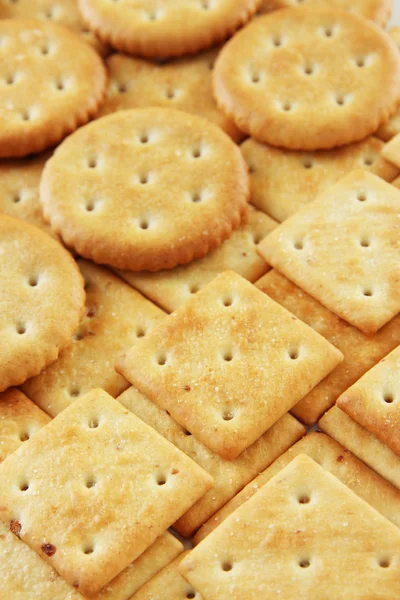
[10,520,21,538]
[337,455,344,462]
[42,543,56,556]
[184,385,191,391]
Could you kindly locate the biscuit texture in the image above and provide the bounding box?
[0,0,108,55]
[256,270,400,424]
[78,0,262,58]
[40,108,249,272]
[99,50,243,142]
[213,7,400,149]
[181,455,400,600]
[337,346,400,456]
[194,432,400,543]
[258,171,400,334]
[242,136,398,221]
[117,271,342,460]
[0,389,213,596]
[0,215,85,391]
[258,0,393,27]
[0,19,107,158]
[22,260,165,416]
[118,206,276,313]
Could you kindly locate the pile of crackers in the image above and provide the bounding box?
[1,1,400,598]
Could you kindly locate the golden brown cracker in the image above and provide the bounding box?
[377,27,400,141]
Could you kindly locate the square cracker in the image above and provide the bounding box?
[337,345,400,456]
[117,386,305,536]
[256,270,400,424]
[376,28,400,142]
[22,260,166,417]
[117,206,277,313]
[93,532,183,600]
[194,431,400,544]
[258,170,400,334]
[0,388,50,463]
[116,271,342,460]
[0,520,84,600]
[131,552,202,600]
[0,389,213,596]
[180,455,400,600]
[319,406,400,490]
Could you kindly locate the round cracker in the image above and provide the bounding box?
[213,7,400,150]
[77,0,261,58]
[258,0,392,27]
[0,0,108,56]
[0,215,85,391]
[0,19,107,158]
[99,50,243,143]
[40,108,249,272]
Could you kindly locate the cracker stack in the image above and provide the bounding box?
[0,2,400,598]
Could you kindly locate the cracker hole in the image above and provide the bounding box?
[16,323,26,335]
[357,191,367,202]
[157,353,167,366]
[355,57,366,68]
[253,233,263,244]
[19,482,29,492]
[191,191,202,203]
[222,561,233,572]
[272,35,283,47]
[201,0,211,9]
[299,559,311,568]
[73,331,84,341]
[222,350,234,362]
[281,101,293,112]
[293,240,304,250]
[85,200,96,212]
[383,392,394,404]
[192,147,202,158]
[323,26,334,37]
[12,192,22,203]
[184,430,192,436]
[303,159,313,169]
[251,72,261,83]
[85,477,96,489]
[88,418,99,429]
[6,73,16,85]
[222,296,233,307]
[303,64,315,75]
[189,283,200,294]
[40,44,50,56]
[363,156,374,166]
[379,558,391,568]
[139,218,149,230]
[222,411,234,422]
[117,82,127,93]
[336,95,346,106]
[157,475,167,486]
[55,79,65,91]
[19,432,29,442]
[359,236,371,248]
[362,287,373,297]
[298,494,310,504]
[87,157,98,169]
[139,173,149,184]
[44,7,54,18]
[165,88,176,99]
[136,326,146,338]
[83,545,94,555]
[139,133,149,144]
[21,110,31,122]
[187,592,196,599]
[148,11,159,21]
[28,275,39,287]
[289,349,299,360]
[70,388,80,398]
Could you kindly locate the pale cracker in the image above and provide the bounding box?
[0,215,85,391]
[99,50,243,143]
[78,0,261,58]
[93,532,183,600]
[337,345,400,456]
[0,0,108,56]
[181,455,400,599]
[258,170,400,334]
[0,152,56,235]
[131,552,202,600]
[242,136,398,222]
[377,27,400,141]
[117,206,276,313]
[0,19,107,158]
[22,260,166,417]
[0,520,84,600]
[117,385,305,536]
[194,431,400,544]
[213,7,400,149]
[258,0,393,27]
[0,388,50,464]
[319,406,400,489]
[256,270,400,424]
[116,271,342,460]
[40,108,249,272]
[0,389,213,596]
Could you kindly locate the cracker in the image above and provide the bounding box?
[117,207,276,313]
[381,130,400,168]
[180,455,400,599]
[194,431,400,544]
[0,215,85,391]
[117,386,305,536]
[258,170,400,334]
[93,532,183,600]
[116,271,342,460]
[131,552,201,600]
[77,0,261,58]
[258,0,392,26]
[22,260,165,417]
[0,389,213,596]
[377,27,400,141]
[0,19,107,158]
[213,7,400,149]
[99,50,243,143]
[393,175,400,188]
[0,388,51,464]
[40,108,249,272]
[0,152,57,235]
[256,270,400,424]
[0,520,84,600]
[337,346,400,456]
[319,406,400,489]
[0,0,108,56]
[242,136,398,222]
